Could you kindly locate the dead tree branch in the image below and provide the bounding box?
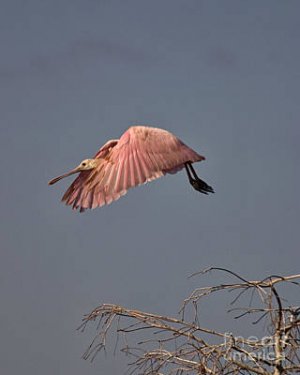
[79,268,300,374]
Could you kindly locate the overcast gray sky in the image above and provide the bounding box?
[1,1,300,374]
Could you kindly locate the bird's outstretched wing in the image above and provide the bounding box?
[62,127,205,211]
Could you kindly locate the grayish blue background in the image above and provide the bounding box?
[1,1,299,374]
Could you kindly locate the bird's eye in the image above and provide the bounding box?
[82,162,86,167]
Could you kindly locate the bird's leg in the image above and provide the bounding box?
[184,163,195,185]
[184,162,214,194]
[188,163,201,180]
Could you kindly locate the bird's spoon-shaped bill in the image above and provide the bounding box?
[48,168,79,185]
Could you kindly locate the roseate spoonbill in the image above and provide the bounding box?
[49,126,214,211]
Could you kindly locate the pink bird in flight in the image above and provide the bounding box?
[49,126,214,211]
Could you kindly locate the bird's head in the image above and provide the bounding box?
[48,158,98,185]
[77,158,98,171]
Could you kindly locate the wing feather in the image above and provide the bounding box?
[133,150,144,185]
[128,152,135,187]
[138,151,153,181]
[122,157,129,194]
[114,158,124,193]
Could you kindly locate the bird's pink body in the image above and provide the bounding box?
[49,126,205,211]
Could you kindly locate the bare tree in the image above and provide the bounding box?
[79,268,300,374]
